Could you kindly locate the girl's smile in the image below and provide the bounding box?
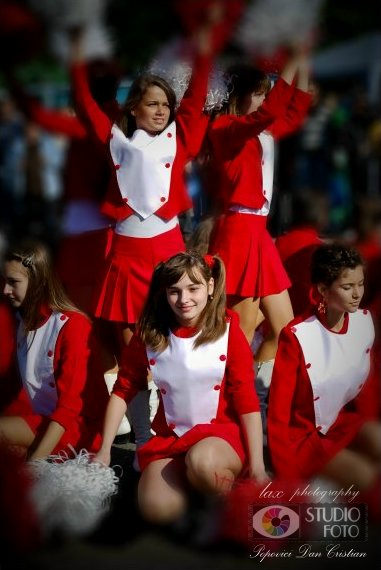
[166,271,214,328]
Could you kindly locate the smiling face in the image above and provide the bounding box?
[318,265,365,315]
[166,270,214,328]
[131,85,171,135]
[3,260,29,308]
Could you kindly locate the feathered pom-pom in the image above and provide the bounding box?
[27,0,114,62]
[235,0,323,57]
[28,448,120,537]
[148,39,230,112]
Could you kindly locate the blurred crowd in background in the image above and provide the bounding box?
[0,0,380,258]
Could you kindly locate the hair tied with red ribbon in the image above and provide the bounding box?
[203,254,215,269]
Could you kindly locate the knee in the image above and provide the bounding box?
[185,449,215,480]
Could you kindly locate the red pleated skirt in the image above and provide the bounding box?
[92,226,185,323]
[137,421,247,472]
[209,213,290,298]
[55,228,113,315]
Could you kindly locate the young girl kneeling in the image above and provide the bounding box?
[95,251,268,523]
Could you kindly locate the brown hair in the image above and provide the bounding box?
[138,251,227,352]
[222,64,271,116]
[4,240,81,332]
[118,74,177,137]
[311,243,364,287]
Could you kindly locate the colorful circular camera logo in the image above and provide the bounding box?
[252,506,299,539]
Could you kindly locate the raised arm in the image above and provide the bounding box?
[2,65,86,138]
[269,51,312,139]
[176,1,231,157]
[69,29,113,144]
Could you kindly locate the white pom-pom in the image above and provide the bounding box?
[27,0,114,62]
[28,0,110,27]
[235,0,323,56]
[28,448,120,537]
[49,25,115,63]
[148,39,230,112]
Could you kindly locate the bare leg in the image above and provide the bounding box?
[321,448,378,491]
[350,421,381,464]
[0,416,35,450]
[227,295,260,345]
[256,290,293,362]
[185,437,242,496]
[138,457,188,523]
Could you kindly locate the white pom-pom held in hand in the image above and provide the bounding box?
[28,447,120,537]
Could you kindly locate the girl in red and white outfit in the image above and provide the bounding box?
[0,240,109,460]
[70,11,224,348]
[94,251,268,524]
[268,244,381,516]
[207,48,311,431]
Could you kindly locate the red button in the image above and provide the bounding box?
[306,363,311,369]
[160,196,166,202]
[291,326,297,333]
[219,355,226,361]
[363,309,368,314]
[47,350,53,357]
[167,132,172,138]
[149,358,156,365]
[161,388,166,395]
[316,425,322,431]
[115,164,120,170]
[60,315,66,321]
[168,423,176,430]
[123,197,128,203]
[165,163,171,168]
[214,385,221,391]
[210,418,216,424]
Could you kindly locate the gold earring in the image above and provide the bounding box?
[318,299,326,315]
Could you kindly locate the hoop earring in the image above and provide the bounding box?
[208,294,214,301]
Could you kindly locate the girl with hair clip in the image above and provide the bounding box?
[207,47,312,434]
[94,251,268,524]
[0,240,109,460]
[267,244,381,519]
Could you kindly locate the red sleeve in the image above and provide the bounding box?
[352,348,381,421]
[112,334,149,402]
[50,313,93,429]
[267,325,302,479]
[71,62,112,144]
[225,311,260,414]
[209,77,294,150]
[269,87,312,140]
[175,53,211,159]
[6,75,86,138]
